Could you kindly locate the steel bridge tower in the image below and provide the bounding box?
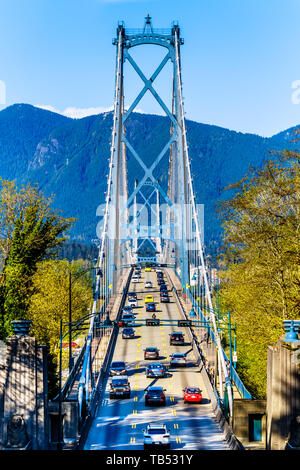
[108,14,193,288]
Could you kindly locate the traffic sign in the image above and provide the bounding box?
[146,319,160,326]
[178,320,191,327]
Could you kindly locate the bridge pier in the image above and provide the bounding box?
[0,326,49,450]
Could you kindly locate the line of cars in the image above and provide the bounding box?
[108,264,203,448]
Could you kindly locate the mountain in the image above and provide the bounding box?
[0,104,297,258]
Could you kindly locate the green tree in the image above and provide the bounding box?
[28,259,93,397]
[217,148,300,398]
[0,179,75,338]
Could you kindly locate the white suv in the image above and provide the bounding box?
[143,424,171,449]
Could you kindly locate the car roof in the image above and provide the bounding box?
[111,375,128,380]
[148,362,162,366]
[172,353,185,356]
[111,361,125,366]
[145,346,158,350]
[171,331,183,335]
[148,386,163,390]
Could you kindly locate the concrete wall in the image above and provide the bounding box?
[233,399,266,449]
[266,338,300,450]
[0,335,49,450]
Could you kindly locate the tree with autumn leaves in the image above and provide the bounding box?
[217,146,299,398]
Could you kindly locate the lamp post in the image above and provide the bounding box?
[68,263,102,373]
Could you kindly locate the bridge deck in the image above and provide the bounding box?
[83,268,230,450]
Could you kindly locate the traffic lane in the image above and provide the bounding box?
[126,271,227,449]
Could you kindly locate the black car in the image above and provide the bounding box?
[110,376,131,399]
[110,361,126,376]
[157,279,166,285]
[170,332,185,346]
[128,291,137,298]
[146,302,156,312]
[161,294,170,303]
[160,284,168,292]
[145,386,166,406]
[122,327,135,339]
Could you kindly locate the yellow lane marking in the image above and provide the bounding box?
[130,437,136,443]
[170,396,174,402]
[172,409,176,416]
[135,364,139,369]
[134,396,138,402]
[174,423,179,429]
[132,409,138,414]
[132,423,136,429]
[176,437,181,444]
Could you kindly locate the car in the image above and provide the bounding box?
[157,279,166,286]
[155,268,163,273]
[145,386,166,406]
[143,424,171,449]
[110,361,126,376]
[134,272,141,278]
[170,353,186,367]
[146,302,156,312]
[183,387,202,403]
[123,305,133,314]
[145,267,152,272]
[170,332,185,345]
[132,276,140,283]
[122,327,135,339]
[160,284,168,292]
[145,295,154,304]
[160,294,170,303]
[127,292,137,300]
[145,281,153,288]
[146,362,165,378]
[128,298,138,308]
[109,376,131,399]
[144,347,159,360]
[157,272,164,278]
[119,313,136,326]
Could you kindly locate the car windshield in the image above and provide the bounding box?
[149,364,162,368]
[173,354,184,357]
[148,388,163,393]
[146,348,157,352]
[148,429,166,435]
[123,314,134,319]
[123,329,133,333]
[112,379,127,385]
[186,388,200,393]
[112,362,125,368]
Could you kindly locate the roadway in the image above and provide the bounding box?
[84,268,229,450]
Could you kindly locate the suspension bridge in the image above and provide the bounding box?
[55,15,254,451]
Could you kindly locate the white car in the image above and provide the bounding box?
[145,281,153,288]
[132,277,139,283]
[128,298,138,307]
[143,424,171,449]
[170,353,186,367]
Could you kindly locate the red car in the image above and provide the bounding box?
[183,387,202,403]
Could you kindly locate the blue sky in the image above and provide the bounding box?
[0,0,300,136]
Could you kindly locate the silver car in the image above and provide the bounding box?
[170,353,186,367]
